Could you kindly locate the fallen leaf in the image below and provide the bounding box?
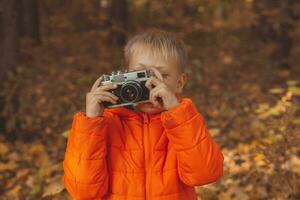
[42,178,65,197]
[269,87,284,94]
[7,185,21,198]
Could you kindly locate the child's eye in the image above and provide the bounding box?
[162,74,169,77]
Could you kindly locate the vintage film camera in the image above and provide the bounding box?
[100,69,152,108]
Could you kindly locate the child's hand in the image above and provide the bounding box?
[86,75,119,118]
[145,69,179,110]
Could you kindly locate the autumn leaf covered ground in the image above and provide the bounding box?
[1,2,300,200]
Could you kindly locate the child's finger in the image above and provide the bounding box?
[147,77,162,88]
[98,94,117,104]
[150,67,163,81]
[93,91,119,101]
[95,83,118,92]
[91,75,103,92]
[149,85,160,101]
[145,79,154,90]
[149,87,163,107]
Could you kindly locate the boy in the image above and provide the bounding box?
[62,29,224,200]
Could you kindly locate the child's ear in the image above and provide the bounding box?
[176,73,187,93]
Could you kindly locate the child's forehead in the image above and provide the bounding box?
[128,60,178,74]
[130,62,165,70]
[132,43,177,60]
[128,49,180,72]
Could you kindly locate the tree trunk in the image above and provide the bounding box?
[0,0,19,78]
[109,0,128,45]
[253,0,292,68]
[17,0,40,43]
[0,0,19,140]
[275,0,292,69]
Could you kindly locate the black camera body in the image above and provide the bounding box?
[100,69,152,108]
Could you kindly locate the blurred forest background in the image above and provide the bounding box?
[0,0,300,199]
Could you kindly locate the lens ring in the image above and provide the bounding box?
[120,81,142,102]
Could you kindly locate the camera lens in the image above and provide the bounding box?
[120,81,142,102]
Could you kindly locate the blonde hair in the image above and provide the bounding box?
[124,28,188,72]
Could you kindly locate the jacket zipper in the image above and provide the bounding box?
[143,113,150,200]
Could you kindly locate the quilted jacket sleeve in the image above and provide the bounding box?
[62,111,110,199]
[161,98,224,186]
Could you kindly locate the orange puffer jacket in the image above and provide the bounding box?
[62,98,224,200]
